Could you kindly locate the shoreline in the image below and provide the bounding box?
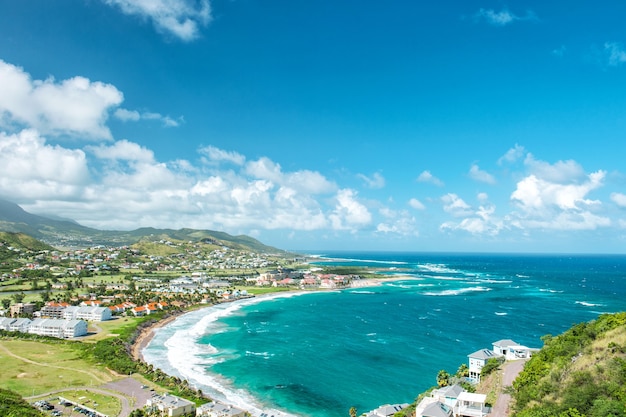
[131,276,417,415]
[131,312,185,362]
[131,276,414,362]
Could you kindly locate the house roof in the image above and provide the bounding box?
[493,339,518,347]
[457,392,487,403]
[370,403,409,417]
[434,384,464,399]
[421,401,451,417]
[468,349,497,360]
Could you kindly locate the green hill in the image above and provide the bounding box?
[0,232,55,252]
[512,312,626,417]
[0,198,287,254]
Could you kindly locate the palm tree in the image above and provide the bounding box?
[456,363,469,378]
[437,369,450,387]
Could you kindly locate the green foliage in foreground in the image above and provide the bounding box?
[0,387,46,417]
[512,312,626,417]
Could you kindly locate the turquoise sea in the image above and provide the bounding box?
[142,252,626,417]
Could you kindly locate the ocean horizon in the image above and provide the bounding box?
[142,252,626,417]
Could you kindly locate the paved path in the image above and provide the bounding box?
[490,359,527,417]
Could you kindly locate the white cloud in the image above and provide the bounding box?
[611,192,626,208]
[409,198,425,210]
[329,189,372,230]
[0,60,122,139]
[440,204,504,236]
[114,108,140,122]
[285,170,336,195]
[358,172,385,189]
[103,0,212,42]
[441,193,472,217]
[510,170,609,230]
[524,154,586,183]
[417,170,444,186]
[605,42,626,66]
[246,157,283,183]
[115,108,181,127]
[511,172,604,212]
[376,208,418,236]
[199,145,246,166]
[474,8,537,26]
[244,157,336,195]
[0,129,90,198]
[498,144,526,165]
[88,139,155,162]
[469,164,496,184]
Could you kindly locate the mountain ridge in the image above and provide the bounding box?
[0,198,285,253]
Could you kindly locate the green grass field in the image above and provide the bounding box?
[0,340,119,396]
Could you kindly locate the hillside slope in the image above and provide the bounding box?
[512,312,626,417]
[0,198,286,253]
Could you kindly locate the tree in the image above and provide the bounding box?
[11,292,25,304]
[437,370,450,387]
[1,298,9,309]
[456,363,469,378]
[481,357,503,377]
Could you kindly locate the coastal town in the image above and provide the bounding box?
[0,237,372,417]
[0,236,539,417]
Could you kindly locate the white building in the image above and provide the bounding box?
[63,306,112,321]
[415,385,489,417]
[0,317,32,332]
[28,318,88,338]
[430,384,465,408]
[453,392,488,417]
[363,403,410,417]
[196,401,247,417]
[147,393,196,417]
[415,397,452,417]
[467,349,498,383]
[492,339,532,360]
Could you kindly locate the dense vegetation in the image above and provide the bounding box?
[512,312,626,417]
[0,387,45,417]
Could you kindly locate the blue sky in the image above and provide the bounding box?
[1,1,626,253]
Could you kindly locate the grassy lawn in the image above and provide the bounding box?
[0,339,119,397]
[84,316,143,342]
[240,286,295,295]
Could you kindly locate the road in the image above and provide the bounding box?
[489,359,527,417]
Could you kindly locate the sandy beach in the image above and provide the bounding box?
[130,276,414,362]
[131,312,185,361]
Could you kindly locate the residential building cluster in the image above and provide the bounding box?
[415,384,488,417]
[1,301,116,338]
[0,316,87,338]
[146,394,248,417]
[467,339,534,383]
[1,240,290,283]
